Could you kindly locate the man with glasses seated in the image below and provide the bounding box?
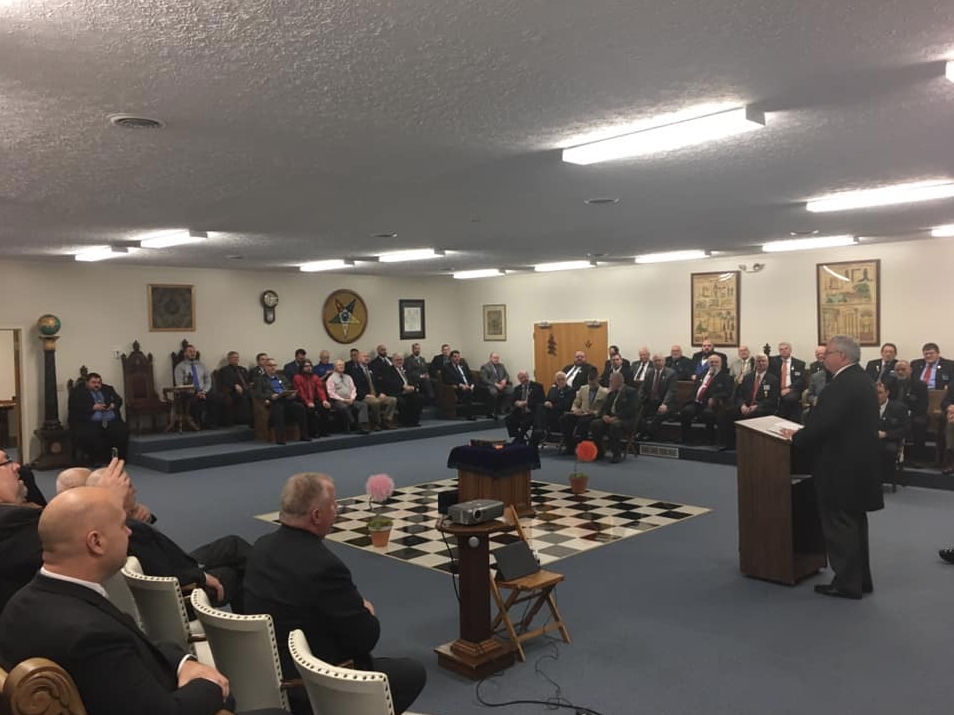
[253,359,310,445]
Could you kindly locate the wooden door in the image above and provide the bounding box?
[532,322,608,385]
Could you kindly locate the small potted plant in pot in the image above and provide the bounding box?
[570,440,598,494]
[366,473,395,547]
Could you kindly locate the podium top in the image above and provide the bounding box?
[447,444,541,476]
[736,415,803,442]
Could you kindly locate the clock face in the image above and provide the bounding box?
[261,290,279,308]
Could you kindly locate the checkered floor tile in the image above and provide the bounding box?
[255,478,710,573]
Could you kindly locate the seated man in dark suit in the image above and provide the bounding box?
[666,345,694,381]
[383,354,423,427]
[441,350,479,419]
[479,352,514,417]
[865,343,898,383]
[350,351,397,430]
[600,352,631,387]
[561,351,596,392]
[249,352,269,381]
[219,350,252,426]
[637,354,679,441]
[602,345,631,383]
[690,339,729,381]
[68,371,129,463]
[429,343,452,378]
[876,381,909,484]
[405,343,435,400]
[910,342,954,391]
[542,372,575,436]
[769,342,807,423]
[368,344,393,384]
[891,361,929,463]
[719,354,780,451]
[253,358,310,444]
[0,486,285,715]
[808,345,827,375]
[680,354,734,444]
[590,372,640,463]
[342,348,361,376]
[560,368,607,454]
[628,347,652,384]
[244,473,426,715]
[87,468,250,612]
[506,371,546,446]
[283,348,308,381]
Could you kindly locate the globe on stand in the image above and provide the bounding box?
[37,314,62,337]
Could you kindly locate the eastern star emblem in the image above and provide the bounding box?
[329,298,362,339]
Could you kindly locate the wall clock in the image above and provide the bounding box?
[261,290,279,324]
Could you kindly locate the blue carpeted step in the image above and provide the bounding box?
[128,425,255,456]
[128,418,501,473]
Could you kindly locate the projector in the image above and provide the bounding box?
[447,499,505,525]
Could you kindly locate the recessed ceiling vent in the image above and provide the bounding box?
[108,114,165,129]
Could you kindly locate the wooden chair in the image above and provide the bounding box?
[120,340,168,434]
[190,589,294,711]
[121,556,207,660]
[489,505,570,662]
[0,657,234,715]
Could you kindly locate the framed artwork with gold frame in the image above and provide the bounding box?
[816,259,880,346]
[148,284,195,332]
[690,271,739,347]
[483,304,507,341]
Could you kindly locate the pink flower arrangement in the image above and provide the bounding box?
[366,473,395,504]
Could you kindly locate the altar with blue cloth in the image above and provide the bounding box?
[447,443,540,517]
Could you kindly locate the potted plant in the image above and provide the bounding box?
[366,473,395,547]
[570,440,598,494]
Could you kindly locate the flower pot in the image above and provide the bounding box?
[569,476,588,494]
[368,526,391,547]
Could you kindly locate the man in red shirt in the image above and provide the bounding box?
[293,360,332,437]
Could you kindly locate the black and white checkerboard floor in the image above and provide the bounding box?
[256,478,710,573]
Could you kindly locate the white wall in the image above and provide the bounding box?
[0,260,462,460]
[454,238,954,380]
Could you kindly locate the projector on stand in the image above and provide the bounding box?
[447,499,505,525]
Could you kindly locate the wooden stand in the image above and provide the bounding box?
[736,416,827,585]
[163,386,198,432]
[457,468,533,518]
[434,520,516,679]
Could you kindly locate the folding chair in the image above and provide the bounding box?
[489,506,570,661]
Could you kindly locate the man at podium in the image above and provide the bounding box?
[781,335,882,600]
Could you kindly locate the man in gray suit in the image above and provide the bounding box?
[479,352,514,417]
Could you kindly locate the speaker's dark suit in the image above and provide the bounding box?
[792,363,882,596]
[68,383,130,462]
[768,356,808,422]
[0,574,253,715]
[590,384,640,459]
[506,380,546,445]
[127,519,249,611]
[864,358,897,382]
[243,525,425,715]
[719,372,781,449]
[909,358,954,391]
[0,504,42,615]
[637,367,679,438]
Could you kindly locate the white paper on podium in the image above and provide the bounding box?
[736,415,804,440]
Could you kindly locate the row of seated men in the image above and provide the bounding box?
[0,456,425,715]
[496,340,954,467]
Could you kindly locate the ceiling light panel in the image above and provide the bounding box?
[805,180,954,212]
[562,106,765,165]
[762,235,856,252]
[74,246,130,262]
[453,269,504,279]
[533,260,594,272]
[139,230,208,249]
[634,250,709,264]
[377,248,444,263]
[930,224,954,237]
[299,259,354,272]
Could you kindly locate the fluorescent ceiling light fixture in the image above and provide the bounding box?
[377,248,444,263]
[562,106,765,165]
[634,250,709,264]
[931,224,954,237]
[74,246,129,262]
[139,229,208,249]
[806,180,954,213]
[299,259,354,272]
[533,260,594,273]
[947,61,954,83]
[453,269,504,279]
[762,235,856,252]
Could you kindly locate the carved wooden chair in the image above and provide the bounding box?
[120,340,168,434]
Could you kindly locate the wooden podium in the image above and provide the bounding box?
[447,444,539,518]
[434,520,516,679]
[736,416,827,585]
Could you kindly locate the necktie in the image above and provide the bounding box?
[567,366,579,384]
[610,391,619,415]
[781,360,789,389]
[651,370,660,399]
[237,369,247,388]
[364,367,375,393]
[921,364,932,384]
[191,364,200,390]
[494,364,501,380]
[399,368,408,386]
[459,365,468,385]
[697,373,712,402]
[635,363,645,380]
[588,388,597,408]
[751,374,762,404]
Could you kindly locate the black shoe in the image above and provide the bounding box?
[610,453,621,464]
[813,583,862,600]
[939,548,954,564]
[300,436,312,442]
[467,415,477,421]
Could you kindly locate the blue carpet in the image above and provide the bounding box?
[30,428,954,715]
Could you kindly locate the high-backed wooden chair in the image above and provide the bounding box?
[120,340,168,434]
[489,505,570,661]
[0,657,235,715]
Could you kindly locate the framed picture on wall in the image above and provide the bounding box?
[399,299,425,340]
[483,304,507,341]
[148,284,195,332]
[816,259,880,346]
[691,271,740,347]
